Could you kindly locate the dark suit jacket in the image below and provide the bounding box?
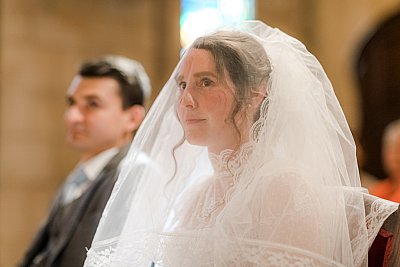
[19,146,129,267]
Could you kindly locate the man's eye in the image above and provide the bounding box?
[178,81,187,90]
[87,101,99,108]
[66,97,75,106]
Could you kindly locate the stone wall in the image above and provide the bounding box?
[0,1,180,265]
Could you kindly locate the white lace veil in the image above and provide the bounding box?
[84,21,398,267]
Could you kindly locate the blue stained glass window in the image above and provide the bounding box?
[180,0,255,47]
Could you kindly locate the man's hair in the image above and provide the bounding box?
[79,55,151,109]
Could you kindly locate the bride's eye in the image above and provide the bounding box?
[200,78,213,87]
[178,81,187,90]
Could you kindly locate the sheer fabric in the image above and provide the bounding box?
[84,21,398,267]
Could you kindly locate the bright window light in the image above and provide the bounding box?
[180,0,255,47]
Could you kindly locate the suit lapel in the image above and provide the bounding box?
[47,146,129,265]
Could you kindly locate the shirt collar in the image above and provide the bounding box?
[81,147,119,181]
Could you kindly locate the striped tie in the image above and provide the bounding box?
[61,166,89,204]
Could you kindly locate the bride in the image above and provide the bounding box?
[84,21,398,266]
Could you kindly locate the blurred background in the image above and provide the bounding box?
[1,0,400,266]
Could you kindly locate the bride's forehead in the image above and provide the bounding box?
[179,49,217,74]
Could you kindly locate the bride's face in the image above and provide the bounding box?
[176,48,241,154]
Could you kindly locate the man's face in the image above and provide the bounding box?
[64,76,133,159]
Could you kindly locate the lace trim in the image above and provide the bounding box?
[209,141,254,178]
[365,196,397,244]
[249,93,270,143]
[86,232,157,267]
[347,194,398,267]
[86,232,346,267]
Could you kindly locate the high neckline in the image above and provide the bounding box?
[208,141,254,177]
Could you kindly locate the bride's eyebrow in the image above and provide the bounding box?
[175,72,217,82]
[193,71,217,78]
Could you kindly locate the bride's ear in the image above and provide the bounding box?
[251,87,267,108]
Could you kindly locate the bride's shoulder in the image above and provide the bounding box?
[246,160,320,201]
[239,161,323,215]
[254,160,309,184]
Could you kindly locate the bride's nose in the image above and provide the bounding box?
[180,86,196,108]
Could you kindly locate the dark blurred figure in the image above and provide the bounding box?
[355,10,400,179]
[19,55,151,267]
[353,130,378,191]
[370,119,400,202]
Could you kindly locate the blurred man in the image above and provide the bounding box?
[371,119,400,202]
[19,55,151,267]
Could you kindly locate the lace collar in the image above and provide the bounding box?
[208,141,255,179]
